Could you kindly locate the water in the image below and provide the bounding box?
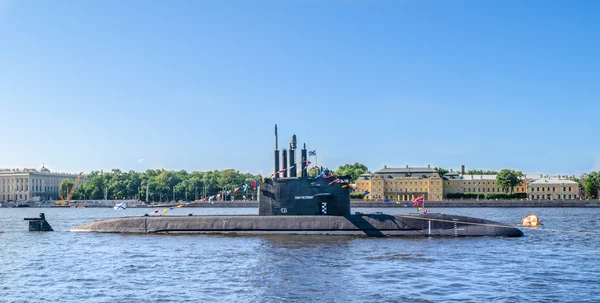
[1,207,599,302]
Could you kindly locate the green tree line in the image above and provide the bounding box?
[69,169,262,202]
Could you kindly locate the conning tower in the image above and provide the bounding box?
[259,125,351,216]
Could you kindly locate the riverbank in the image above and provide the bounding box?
[4,199,599,208]
[352,200,600,208]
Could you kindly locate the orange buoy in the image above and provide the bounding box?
[522,214,540,227]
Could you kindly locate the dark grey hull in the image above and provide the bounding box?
[71,213,523,237]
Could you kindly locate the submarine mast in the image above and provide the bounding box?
[301,143,308,177]
[282,148,288,177]
[289,134,297,177]
[274,124,280,178]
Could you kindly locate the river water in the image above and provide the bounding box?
[1,207,599,302]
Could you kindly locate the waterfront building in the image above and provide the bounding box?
[528,177,579,200]
[360,165,444,201]
[0,166,83,202]
[442,173,528,196]
[356,165,581,201]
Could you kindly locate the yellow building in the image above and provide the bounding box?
[355,165,581,201]
[356,165,443,201]
[528,177,579,200]
[442,173,527,196]
[355,173,372,198]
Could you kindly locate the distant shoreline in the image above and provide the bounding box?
[3,200,599,208]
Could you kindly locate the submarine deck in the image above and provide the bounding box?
[71,213,523,237]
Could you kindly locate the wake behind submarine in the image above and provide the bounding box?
[72,125,523,237]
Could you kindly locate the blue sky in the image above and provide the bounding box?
[1,0,599,176]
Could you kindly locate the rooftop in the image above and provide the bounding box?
[462,174,498,180]
[0,166,78,176]
[374,166,436,174]
[373,166,439,180]
[531,177,578,185]
[356,174,372,181]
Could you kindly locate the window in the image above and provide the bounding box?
[537,195,540,199]
[569,187,571,192]
[569,194,571,199]
[552,187,556,192]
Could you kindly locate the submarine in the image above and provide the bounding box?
[72,125,523,237]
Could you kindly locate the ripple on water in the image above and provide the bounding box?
[365,252,435,262]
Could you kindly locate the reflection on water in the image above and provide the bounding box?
[1,207,599,302]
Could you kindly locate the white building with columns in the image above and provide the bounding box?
[0,166,82,202]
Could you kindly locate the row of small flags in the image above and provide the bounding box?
[145,180,262,214]
[268,161,317,179]
[147,206,176,216]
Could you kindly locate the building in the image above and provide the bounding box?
[442,173,528,196]
[0,166,83,202]
[359,165,444,201]
[355,165,581,201]
[528,177,579,200]
[355,173,372,197]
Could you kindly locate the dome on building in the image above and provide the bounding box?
[40,165,51,173]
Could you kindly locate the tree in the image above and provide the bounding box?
[584,171,600,199]
[59,178,75,199]
[334,163,370,182]
[433,167,450,176]
[496,169,523,193]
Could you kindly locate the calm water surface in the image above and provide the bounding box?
[1,207,599,302]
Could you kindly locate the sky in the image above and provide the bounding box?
[1,0,599,176]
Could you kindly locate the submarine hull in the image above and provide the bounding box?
[71,213,523,237]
